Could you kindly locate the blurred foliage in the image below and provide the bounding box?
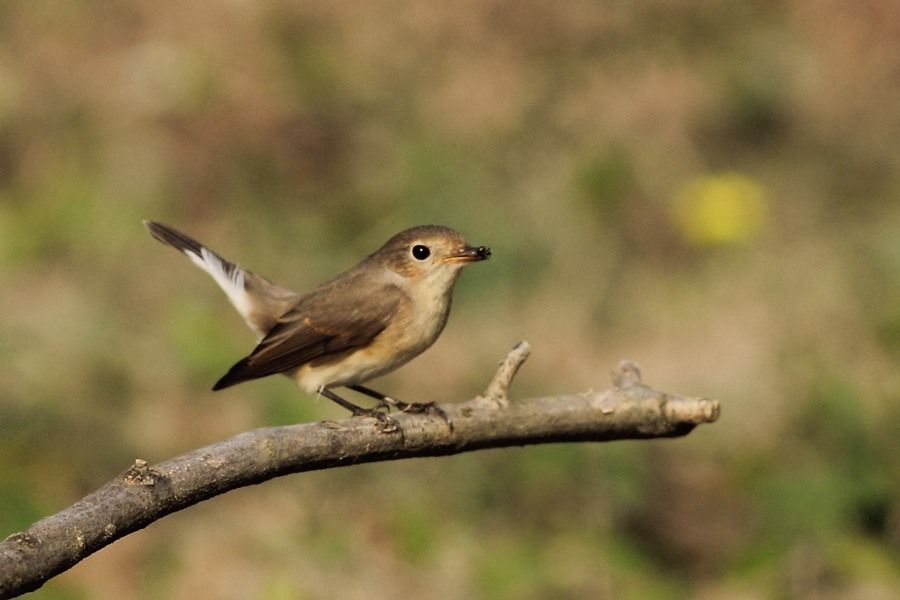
[2,1,900,599]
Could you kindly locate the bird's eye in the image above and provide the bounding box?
[411,244,431,260]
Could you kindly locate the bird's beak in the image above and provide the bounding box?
[444,245,491,264]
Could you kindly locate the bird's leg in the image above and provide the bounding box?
[347,384,414,411]
[347,384,453,430]
[318,387,399,434]
[346,384,403,412]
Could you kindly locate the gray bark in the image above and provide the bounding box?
[0,342,720,598]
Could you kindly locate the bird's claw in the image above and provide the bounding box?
[397,401,454,431]
[351,407,400,434]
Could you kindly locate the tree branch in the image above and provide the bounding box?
[0,342,719,598]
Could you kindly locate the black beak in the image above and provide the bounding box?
[447,245,491,263]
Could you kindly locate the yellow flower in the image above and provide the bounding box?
[672,173,767,246]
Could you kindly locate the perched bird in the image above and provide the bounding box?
[144,221,490,430]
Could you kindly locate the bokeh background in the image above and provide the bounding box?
[2,1,900,598]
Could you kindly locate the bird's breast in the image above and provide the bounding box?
[385,286,453,356]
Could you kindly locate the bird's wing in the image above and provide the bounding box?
[213,280,405,390]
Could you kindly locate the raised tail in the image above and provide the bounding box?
[144,220,300,339]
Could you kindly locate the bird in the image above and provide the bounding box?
[144,220,490,431]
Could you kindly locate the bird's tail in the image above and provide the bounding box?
[144,220,298,339]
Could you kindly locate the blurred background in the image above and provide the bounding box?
[2,1,899,598]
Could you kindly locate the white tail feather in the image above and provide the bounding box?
[185,247,252,321]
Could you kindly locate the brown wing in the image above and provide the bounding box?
[212,279,404,390]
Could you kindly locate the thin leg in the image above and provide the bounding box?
[346,384,403,410]
[347,384,453,430]
[318,387,399,433]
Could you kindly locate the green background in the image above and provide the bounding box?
[2,2,899,598]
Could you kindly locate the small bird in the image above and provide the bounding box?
[144,221,490,430]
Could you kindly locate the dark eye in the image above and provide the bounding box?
[411,244,431,260]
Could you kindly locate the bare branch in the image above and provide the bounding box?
[0,343,719,598]
[480,340,531,407]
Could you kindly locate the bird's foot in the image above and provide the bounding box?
[350,406,400,434]
[345,385,451,432]
[395,400,453,431]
